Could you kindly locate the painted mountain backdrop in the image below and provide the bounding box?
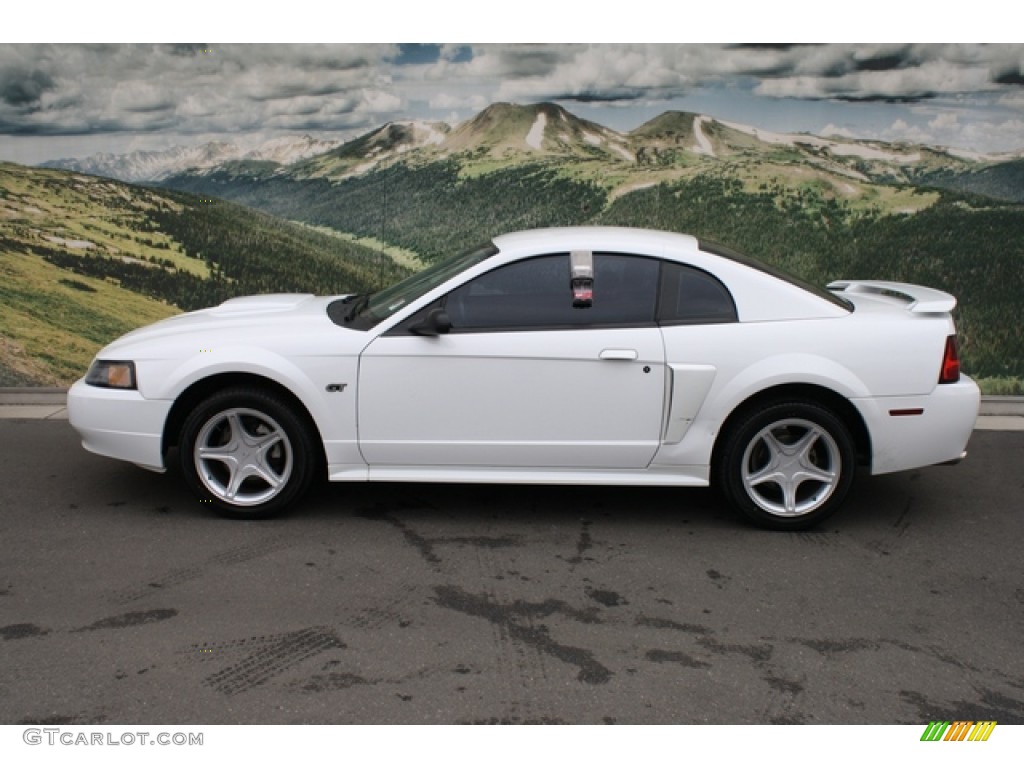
[5,102,1024,390]
[40,135,342,183]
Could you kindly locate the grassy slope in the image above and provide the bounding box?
[0,163,400,386]
[0,165,188,383]
[0,249,177,384]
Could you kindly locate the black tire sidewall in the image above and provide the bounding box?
[717,400,855,530]
[178,388,316,519]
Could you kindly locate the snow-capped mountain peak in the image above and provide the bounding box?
[243,135,341,165]
[41,135,342,182]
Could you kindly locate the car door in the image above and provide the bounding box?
[357,252,666,469]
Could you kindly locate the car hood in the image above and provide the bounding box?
[97,293,359,358]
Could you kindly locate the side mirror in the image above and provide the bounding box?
[409,307,452,336]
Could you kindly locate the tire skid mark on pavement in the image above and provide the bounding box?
[900,687,1024,724]
[180,632,289,655]
[434,584,612,685]
[73,609,178,633]
[692,635,813,724]
[373,515,611,721]
[4,610,178,642]
[357,505,520,575]
[113,566,203,605]
[634,615,712,635]
[892,497,914,537]
[644,648,711,669]
[565,519,594,566]
[177,513,443,698]
[787,634,1024,722]
[636,613,820,723]
[344,589,418,632]
[480,547,532,721]
[297,668,373,693]
[292,658,452,696]
[1,623,52,640]
[792,530,845,548]
[471,544,557,725]
[111,535,295,604]
[200,627,346,696]
[790,633,1023,685]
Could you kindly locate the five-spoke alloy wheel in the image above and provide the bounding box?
[179,388,317,518]
[717,400,855,530]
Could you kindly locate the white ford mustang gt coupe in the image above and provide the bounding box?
[68,226,979,529]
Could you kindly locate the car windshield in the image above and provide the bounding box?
[332,241,498,329]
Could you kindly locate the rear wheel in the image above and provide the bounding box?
[179,388,317,519]
[716,400,855,530]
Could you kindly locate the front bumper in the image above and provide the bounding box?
[66,379,173,472]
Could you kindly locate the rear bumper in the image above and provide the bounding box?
[853,376,981,475]
[67,379,172,472]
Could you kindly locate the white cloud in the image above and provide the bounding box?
[997,91,1024,109]
[2,43,1023,158]
[357,89,402,114]
[883,119,934,145]
[929,112,960,131]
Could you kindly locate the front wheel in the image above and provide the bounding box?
[716,401,855,530]
[179,388,318,519]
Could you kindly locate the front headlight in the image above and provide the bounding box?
[85,360,137,389]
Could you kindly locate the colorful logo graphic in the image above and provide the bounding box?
[920,721,997,742]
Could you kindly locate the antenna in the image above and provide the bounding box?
[378,165,388,289]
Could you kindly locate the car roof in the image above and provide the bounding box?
[490,226,849,322]
[492,226,702,259]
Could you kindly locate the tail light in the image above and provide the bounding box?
[939,335,960,384]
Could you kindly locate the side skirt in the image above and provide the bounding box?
[328,464,709,486]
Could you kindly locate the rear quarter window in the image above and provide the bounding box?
[698,239,852,312]
[659,262,738,325]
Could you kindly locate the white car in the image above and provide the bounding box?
[68,226,979,529]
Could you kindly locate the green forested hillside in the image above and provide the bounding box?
[144,190,407,300]
[596,174,1024,381]
[915,158,1024,203]
[10,93,1024,391]
[166,161,608,263]
[164,161,1024,386]
[0,163,404,385]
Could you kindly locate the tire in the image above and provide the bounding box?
[716,400,855,530]
[178,387,318,519]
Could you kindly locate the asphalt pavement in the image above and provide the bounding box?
[0,404,1022,725]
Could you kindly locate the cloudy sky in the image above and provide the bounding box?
[2,42,1023,164]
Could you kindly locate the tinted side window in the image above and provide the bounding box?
[589,253,659,325]
[659,263,737,325]
[446,254,573,330]
[444,253,660,331]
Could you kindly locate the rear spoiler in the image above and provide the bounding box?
[827,280,957,313]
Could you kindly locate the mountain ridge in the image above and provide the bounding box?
[40,134,342,183]
[40,102,1024,199]
[15,102,1024,386]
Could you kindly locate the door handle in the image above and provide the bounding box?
[599,349,639,361]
